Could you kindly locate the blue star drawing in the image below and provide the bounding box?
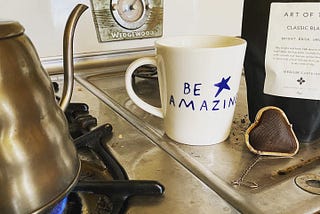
[214,76,231,97]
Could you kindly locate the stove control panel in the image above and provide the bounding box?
[90,0,163,42]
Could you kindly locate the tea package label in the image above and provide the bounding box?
[264,3,320,100]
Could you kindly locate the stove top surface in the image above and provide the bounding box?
[51,74,237,214]
[73,63,320,214]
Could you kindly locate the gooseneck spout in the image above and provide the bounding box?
[60,4,89,111]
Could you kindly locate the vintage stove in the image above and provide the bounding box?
[52,50,320,214]
[33,1,320,213]
[2,0,320,213]
[68,53,320,214]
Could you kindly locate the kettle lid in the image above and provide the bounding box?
[0,21,24,39]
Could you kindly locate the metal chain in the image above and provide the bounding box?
[232,155,262,188]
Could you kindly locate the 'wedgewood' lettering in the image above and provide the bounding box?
[111,30,155,39]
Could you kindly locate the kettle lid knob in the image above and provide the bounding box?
[0,21,24,39]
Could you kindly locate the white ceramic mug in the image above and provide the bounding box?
[125,35,247,145]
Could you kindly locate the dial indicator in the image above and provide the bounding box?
[90,0,163,42]
[111,0,149,29]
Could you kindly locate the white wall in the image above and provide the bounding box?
[0,0,244,59]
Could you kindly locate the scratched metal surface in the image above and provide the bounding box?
[75,62,320,214]
[51,74,238,214]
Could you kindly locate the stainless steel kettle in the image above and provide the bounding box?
[0,4,88,213]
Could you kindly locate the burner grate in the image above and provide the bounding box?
[50,82,164,214]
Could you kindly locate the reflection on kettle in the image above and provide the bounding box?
[0,4,88,213]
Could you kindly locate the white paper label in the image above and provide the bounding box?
[264,3,320,100]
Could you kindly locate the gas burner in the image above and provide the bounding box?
[50,81,165,214]
[132,65,157,79]
[65,103,98,139]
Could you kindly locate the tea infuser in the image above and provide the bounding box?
[232,106,299,188]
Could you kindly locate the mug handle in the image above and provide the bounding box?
[125,57,164,118]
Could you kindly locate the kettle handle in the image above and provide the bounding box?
[59,4,88,111]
